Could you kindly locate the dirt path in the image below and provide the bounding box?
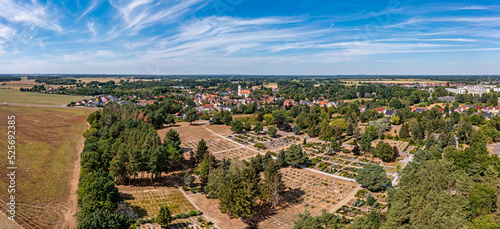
[328,186,361,213]
[60,123,88,228]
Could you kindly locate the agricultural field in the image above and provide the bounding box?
[0,89,87,106]
[0,105,93,228]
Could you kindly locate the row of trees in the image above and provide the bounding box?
[77,104,189,228]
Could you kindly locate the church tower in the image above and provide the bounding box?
[238,84,241,96]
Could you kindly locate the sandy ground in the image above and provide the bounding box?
[59,123,88,229]
[158,121,232,143]
[188,194,248,229]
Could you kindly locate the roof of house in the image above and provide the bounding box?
[240,90,252,94]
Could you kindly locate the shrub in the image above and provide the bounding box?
[182,186,189,191]
[254,143,266,150]
[176,213,189,219]
[188,210,198,216]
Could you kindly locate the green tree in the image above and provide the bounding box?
[195,139,209,164]
[376,141,394,162]
[414,149,434,163]
[156,205,173,227]
[268,126,278,138]
[231,120,244,133]
[253,122,263,135]
[469,183,497,217]
[356,164,391,192]
[261,160,286,209]
[399,123,410,139]
[469,129,488,155]
[165,114,176,126]
[456,115,473,144]
[285,144,308,166]
[185,110,198,124]
[359,134,372,152]
[164,129,181,146]
[77,210,131,229]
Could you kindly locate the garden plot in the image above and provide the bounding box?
[181,138,239,153]
[264,136,300,150]
[281,167,358,215]
[228,134,271,145]
[119,185,196,219]
[212,148,259,161]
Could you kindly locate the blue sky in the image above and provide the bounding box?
[0,0,499,75]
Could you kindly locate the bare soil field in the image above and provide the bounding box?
[158,121,233,143]
[0,105,92,228]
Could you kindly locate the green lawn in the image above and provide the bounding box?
[0,89,87,106]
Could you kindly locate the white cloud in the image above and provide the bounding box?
[0,24,16,41]
[0,0,61,32]
[87,20,97,37]
[109,0,204,34]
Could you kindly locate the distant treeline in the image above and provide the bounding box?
[33,77,78,85]
[0,76,21,82]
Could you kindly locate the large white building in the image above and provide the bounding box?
[446,85,498,95]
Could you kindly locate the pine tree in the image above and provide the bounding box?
[168,142,183,171]
[276,150,287,167]
[353,125,361,139]
[261,160,286,209]
[164,129,181,146]
[156,205,173,227]
[195,139,209,164]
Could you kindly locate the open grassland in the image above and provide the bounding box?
[0,78,44,90]
[0,105,92,228]
[0,89,86,106]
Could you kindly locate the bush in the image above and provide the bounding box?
[176,213,189,219]
[138,219,145,224]
[182,186,189,191]
[254,143,266,150]
[188,210,198,216]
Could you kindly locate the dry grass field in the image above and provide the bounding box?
[119,184,196,219]
[0,105,92,228]
[158,121,233,143]
[0,89,87,106]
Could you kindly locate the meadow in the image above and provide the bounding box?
[0,105,93,228]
